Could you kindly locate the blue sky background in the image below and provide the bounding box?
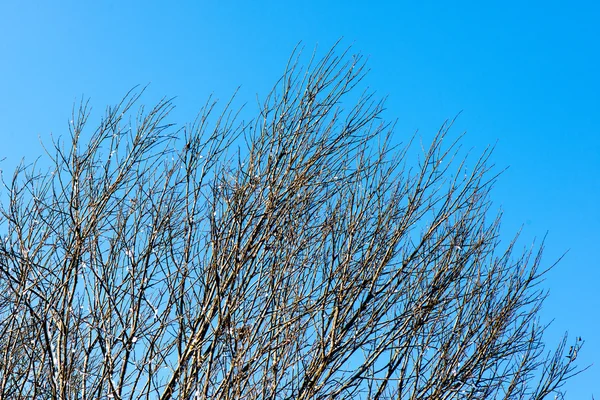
[1,1,598,396]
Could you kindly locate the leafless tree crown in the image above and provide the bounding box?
[0,47,585,399]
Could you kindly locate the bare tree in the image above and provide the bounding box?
[0,47,586,399]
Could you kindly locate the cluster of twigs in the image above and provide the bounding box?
[0,47,584,399]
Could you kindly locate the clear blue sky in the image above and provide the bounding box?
[1,1,598,396]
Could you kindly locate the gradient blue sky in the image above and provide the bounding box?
[1,1,598,396]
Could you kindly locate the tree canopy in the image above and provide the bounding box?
[0,47,584,399]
